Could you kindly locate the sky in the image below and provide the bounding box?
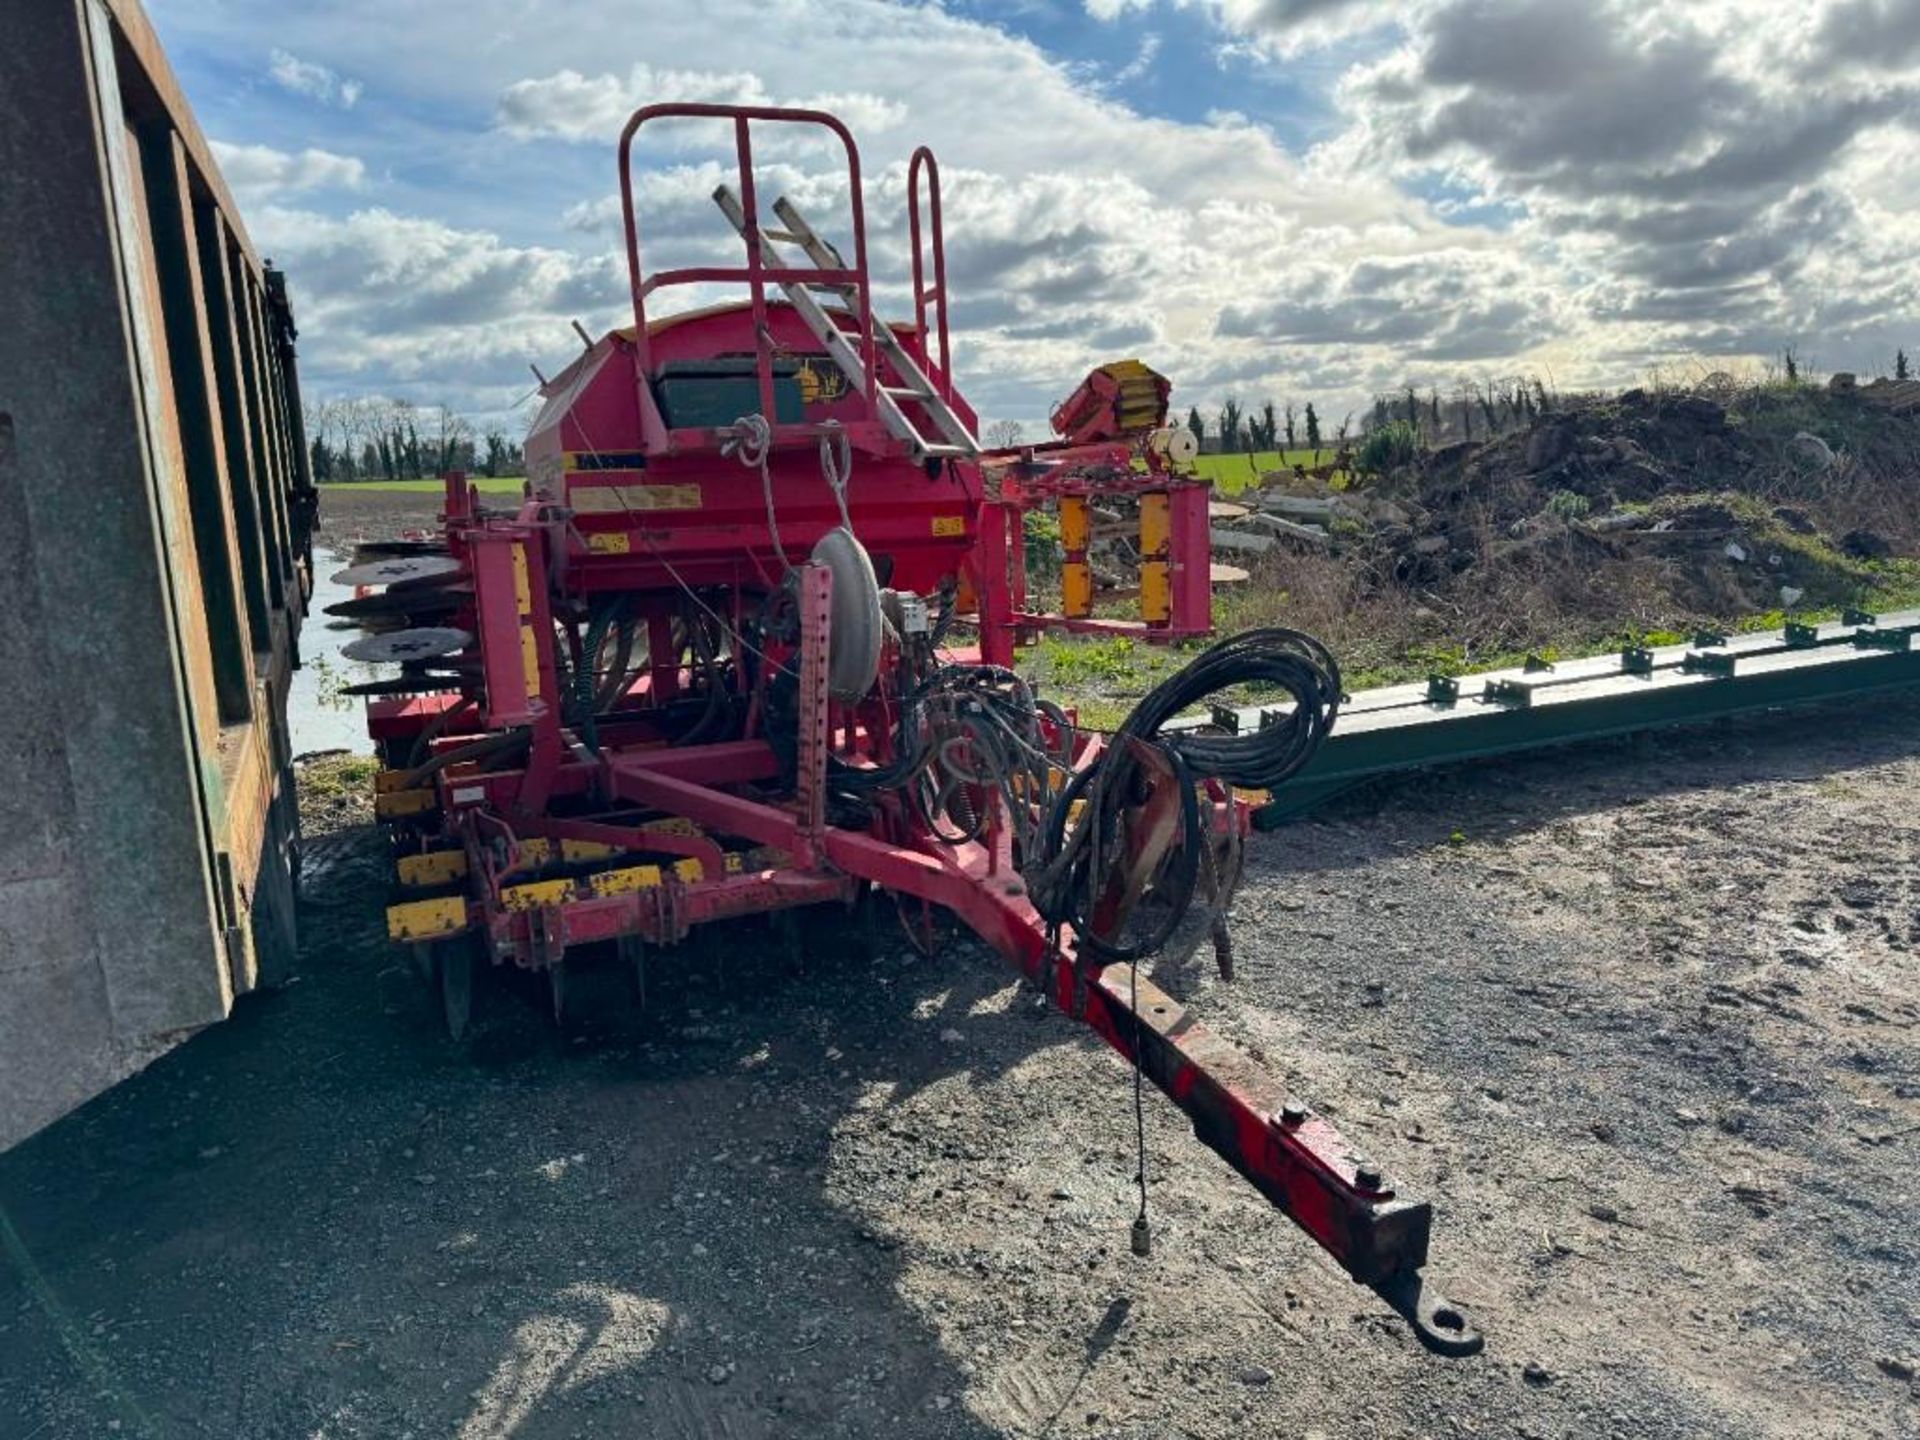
[149,0,1920,438]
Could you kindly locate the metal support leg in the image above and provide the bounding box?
[798,563,832,845]
[976,503,1015,668]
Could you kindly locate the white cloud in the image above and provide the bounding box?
[254,204,626,414]
[209,141,366,202]
[268,48,363,108]
[1325,0,1920,361]
[1093,0,1402,57]
[496,63,903,147]
[497,64,768,141]
[1111,33,1164,86]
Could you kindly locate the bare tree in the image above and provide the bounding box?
[1217,395,1244,453]
[985,418,1025,449]
[430,405,475,474]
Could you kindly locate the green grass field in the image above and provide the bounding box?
[318,476,527,494]
[1192,450,1341,492]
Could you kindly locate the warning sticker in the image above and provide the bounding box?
[931,515,966,537]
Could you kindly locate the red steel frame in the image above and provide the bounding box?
[391,499,1471,1345]
[371,101,1478,1353]
[907,146,952,401]
[618,103,891,458]
[972,449,1214,666]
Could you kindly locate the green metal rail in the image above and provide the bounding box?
[1228,610,1920,826]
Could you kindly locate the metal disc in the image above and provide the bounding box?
[341,627,472,664]
[353,539,448,561]
[324,588,460,620]
[1208,501,1250,521]
[331,554,464,588]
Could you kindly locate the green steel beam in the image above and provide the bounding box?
[1237,611,1920,827]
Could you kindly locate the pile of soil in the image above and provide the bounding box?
[1227,384,1920,663]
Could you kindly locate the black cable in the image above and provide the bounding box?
[1131,953,1149,1229]
[1028,628,1340,962]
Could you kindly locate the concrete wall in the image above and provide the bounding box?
[0,0,311,1149]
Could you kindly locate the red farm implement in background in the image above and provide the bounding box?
[334,102,1480,1355]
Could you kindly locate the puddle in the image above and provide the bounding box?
[288,552,395,758]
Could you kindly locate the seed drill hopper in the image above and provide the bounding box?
[341,103,1480,1354]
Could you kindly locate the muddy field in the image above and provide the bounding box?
[310,483,458,550]
[3,683,1917,1438]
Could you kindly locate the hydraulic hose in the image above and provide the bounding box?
[1028,628,1340,961]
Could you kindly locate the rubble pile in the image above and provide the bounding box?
[1207,381,1920,620]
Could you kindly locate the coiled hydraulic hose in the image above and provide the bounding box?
[1027,628,1341,961]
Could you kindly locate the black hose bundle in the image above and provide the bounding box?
[824,664,1051,804]
[1027,628,1340,961]
[1114,627,1340,788]
[770,621,1339,965]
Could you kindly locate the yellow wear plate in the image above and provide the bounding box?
[501,878,573,911]
[397,850,467,887]
[514,838,556,866]
[387,896,466,942]
[1138,491,1171,553]
[1061,561,1093,619]
[374,769,417,794]
[512,824,705,873]
[672,858,704,884]
[509,838,622,866]
[519,623,541,702]
[512,544,532,613]
[640,815,700,837]
[1140,561,1171,623]
[375,788,436,819]
[588,864,663,898]
[1057,496,1090,550]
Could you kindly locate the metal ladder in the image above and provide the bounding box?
[712,185,980,463]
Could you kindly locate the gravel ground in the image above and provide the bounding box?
[2,494,1915,1439]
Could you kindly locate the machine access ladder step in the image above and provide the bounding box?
[712,185,980,464]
